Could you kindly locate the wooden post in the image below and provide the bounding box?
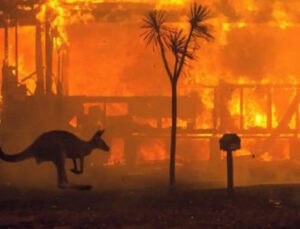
[61,48,69,95]
[45,7,53,95]
[213,87,218,130]
[103,102,107,128]
[2,21,9,99]
[240,88,244,130]
[57,49,62,96]
[267,87,272,130]
[35,22,44,95]
[227,150,234,197]
[15,17,18,80]
[295,88,300,136]
[4,21,9,64]
[209,137,220,162]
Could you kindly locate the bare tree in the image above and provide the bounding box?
[141,3,213,190]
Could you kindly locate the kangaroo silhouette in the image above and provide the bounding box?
[0,130,110,190]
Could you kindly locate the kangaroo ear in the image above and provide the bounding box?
[93,130,104,139]
[100,130,105,136]
[93,130,101,139]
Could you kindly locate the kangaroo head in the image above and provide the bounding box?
[91,130,110,152]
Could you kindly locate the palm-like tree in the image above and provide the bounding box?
[141,3,213,190]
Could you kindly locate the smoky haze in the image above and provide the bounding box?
[1,0,300,189]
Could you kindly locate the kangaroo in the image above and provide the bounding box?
[0,130,110,190]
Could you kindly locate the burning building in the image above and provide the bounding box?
[1,0,300,185]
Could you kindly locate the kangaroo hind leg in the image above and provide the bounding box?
[54,156,92,190]
[54,155,69,189]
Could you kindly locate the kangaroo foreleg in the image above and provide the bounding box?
[70,156,84,175]
[70,158,80,174]
[56,154,91,190]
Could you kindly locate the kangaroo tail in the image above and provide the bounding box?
[0,147,33,162]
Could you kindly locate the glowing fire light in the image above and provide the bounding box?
[7,0,300,164]
[272,2,293,29]
[104,138,125,166]
[138,140,168,163]
[260,152,272,162]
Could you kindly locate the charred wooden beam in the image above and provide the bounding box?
[45,7,53,95]
[0,0,40,28]
[3,19,8,63]
[15,17,18,80]
[267,87,272,130]
[35,21,44,95]
[213,88,218,129]
[240,88,244,130]
[61,48,69,95]
[262,91,300,152]
[218,82,236,131]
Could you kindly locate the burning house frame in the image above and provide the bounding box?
[1,0,300,169]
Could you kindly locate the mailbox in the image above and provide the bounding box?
[219,133,241,152]
[219,133,241,197]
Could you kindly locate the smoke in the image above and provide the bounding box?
[1,0,300,189]
[2,1,300,94]
[67,22,169,96]
[220,28,277,81]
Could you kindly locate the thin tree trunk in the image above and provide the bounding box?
[169,80,177,191]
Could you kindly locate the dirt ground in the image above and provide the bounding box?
[0,183,300,228]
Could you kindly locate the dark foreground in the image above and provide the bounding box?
[0,184,300,228]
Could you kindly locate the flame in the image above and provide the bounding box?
[3,0,300,165]
[138,139,168,163]
[235,149,251,157]
[104,138,125,166]
[260,152,272,162]
[272,1,293,29]
[245,0,256,12]
[69,116,78,127]
[161,118,188,129]
[155,0,186,9]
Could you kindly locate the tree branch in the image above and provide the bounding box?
[157,33,173,81]
[172,53,179,83]
[174,27,193,82]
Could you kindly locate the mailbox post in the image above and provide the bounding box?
[219,134,241,197]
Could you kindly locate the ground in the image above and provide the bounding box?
[0,183,300,228]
